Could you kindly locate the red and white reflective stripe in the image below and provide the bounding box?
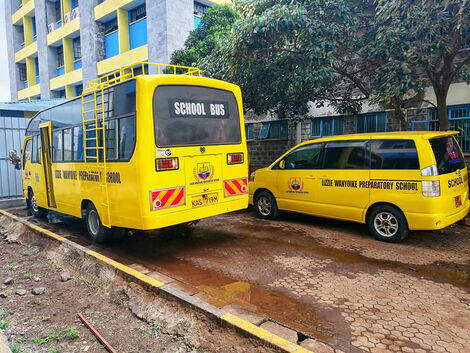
[224,178,248,197]
[150,187,185,210]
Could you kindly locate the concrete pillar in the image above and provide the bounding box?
[117,9,129,54]
[35,0,55,99]
[79,0,104,87]
[147,0,194,68]
[5,0,20,100]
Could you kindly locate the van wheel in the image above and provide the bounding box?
[255,192,279,220]
[85,203,112,243]
[29,189,48,218]
[367,205,408,243]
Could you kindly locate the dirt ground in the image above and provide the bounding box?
[0,236,214,353]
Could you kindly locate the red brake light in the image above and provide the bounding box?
[227,153,244,165]
[156,157,179,171]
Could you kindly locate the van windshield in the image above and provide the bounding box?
[430,136,466,175]
[153,85,241,147]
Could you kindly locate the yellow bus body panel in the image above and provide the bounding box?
[22,75,248,230]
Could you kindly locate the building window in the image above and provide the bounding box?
[411,105,470,153]
[259,121,288,140]
[54,1,62,23]
[32,16,37,40]
[129,4,146,23]
[71,0,79,9]
[356,112,387,133]
[460,27,470,51]
[73,37,81,60]
[104,18,118,34]
[245,123,254,140]
[18,64,27,82]
[75,84,83,96]
[311,116,343,137]
[57,45,64,67]
[194,2,209,16]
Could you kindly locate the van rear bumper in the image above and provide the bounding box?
[406,204,470,230]
[139,196,248,230]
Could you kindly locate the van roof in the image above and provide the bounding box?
[303,131,458,144]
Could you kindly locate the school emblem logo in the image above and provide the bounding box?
[289,177,304,191]
[446,142,459,160]
[194,162,215,182]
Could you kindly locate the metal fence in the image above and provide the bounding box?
[0,117,28,199]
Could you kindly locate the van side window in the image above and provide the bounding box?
[370,139,419,170]
[284,143,322,169]
[322,140,369,169]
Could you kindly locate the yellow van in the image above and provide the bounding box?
[249,132,469,242]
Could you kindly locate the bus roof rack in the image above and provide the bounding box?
[84,62,201,94]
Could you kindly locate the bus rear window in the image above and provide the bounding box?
[430,136,466,174]
[153,85,241,147]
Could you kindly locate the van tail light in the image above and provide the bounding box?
[227,153,244,165]
[422,180,440,197]
[421,165,438,176]
[156,157,179,171]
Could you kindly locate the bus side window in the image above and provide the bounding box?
[22,139,32,169]
[53,130,64,162]
[73,126,84,161]
[31,135,39,164]
[118,116,135,160]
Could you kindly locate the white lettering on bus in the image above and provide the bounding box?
[174,102,181,115]
[210,104,225,116]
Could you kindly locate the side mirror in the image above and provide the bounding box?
[8,150,21,170]
[279,160,285,169]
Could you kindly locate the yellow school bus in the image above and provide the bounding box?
[20,63,248,242]
[249,132,469,243]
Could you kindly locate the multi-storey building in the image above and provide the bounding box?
[5,0,224,101]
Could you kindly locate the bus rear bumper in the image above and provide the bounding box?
[139,196,248,230]
[406,204,470,230]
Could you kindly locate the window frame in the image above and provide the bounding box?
[356,112,387,133]
[274,143,324,170]
[57,45,64,68]
[258,120,288,140]
[129,4,146,24]
[311,116,344,138]
[73,37,81,60]
[22,138,32,169]
[104,18,118,35]
[245,123,255,141]
[321,140,370,170]
[370,139,420,170]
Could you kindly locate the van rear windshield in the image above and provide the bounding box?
[153,85,241,147]
[430,136,466,174]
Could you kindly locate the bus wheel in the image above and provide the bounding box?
[29,190,48,218]
[367,205,408,243]
[255,191,279,220]
[85,204,111,243]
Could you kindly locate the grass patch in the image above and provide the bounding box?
[21,272,34,280]
[5,263,20,271]
[64,327,80,340]
[31,333,59,345]
[0,319,9,329]
[11,344,24,353]
[0,308,5,316]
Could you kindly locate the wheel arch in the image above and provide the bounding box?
[365,202,408,225]
[80,199,92,219]
[253,188,275,202]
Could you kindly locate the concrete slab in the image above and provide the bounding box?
[300,338,335,353]
[0,198,25,210]
[0,332,11,353]
[221,304,266,326]
[260,321,298,344]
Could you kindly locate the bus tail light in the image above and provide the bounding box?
[156,157,179,171]
[422,180,440,197]
[227,153,244,165]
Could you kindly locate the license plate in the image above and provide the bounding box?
[192,192,218,208]
[455,195,462,208]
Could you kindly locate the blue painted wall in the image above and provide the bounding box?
[104,31,119,58]
[74,60,82,70]
[129,18,147,49]
[56,67,65,76]
[194,16,201,29]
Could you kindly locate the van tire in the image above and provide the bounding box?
[367,205,408,243]
[255,191,279,220]
[85,203,112,243]
[29,189,48,218]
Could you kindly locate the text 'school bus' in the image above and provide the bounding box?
[20,63,249,242]
[249,132,469,243]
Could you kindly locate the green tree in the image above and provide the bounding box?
[216,0,423,129]
[170,5,238,70]
[375,0,470,130]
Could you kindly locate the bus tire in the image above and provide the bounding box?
[255,191,279,220]
[29,189,48,218]
[85,203,112,243]
[367,205,408,243]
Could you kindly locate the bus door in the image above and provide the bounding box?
[39,122,57,208]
